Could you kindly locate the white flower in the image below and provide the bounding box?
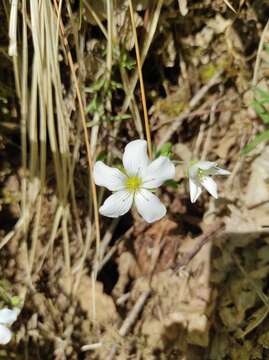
[0,308,19,345]
[188,161,230,203]
[94,140,175,223]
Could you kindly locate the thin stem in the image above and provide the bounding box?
[128,0,152,159]
[83,0,108,39]
[106,0,113,77]
[122,0,163,113]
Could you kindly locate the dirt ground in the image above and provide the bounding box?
[1,0,269,359]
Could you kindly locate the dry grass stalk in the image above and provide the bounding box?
[52,0,101,269]
[122,0,164,113]
[128,0,152,158]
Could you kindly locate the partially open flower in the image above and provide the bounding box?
[94,140,175,223]
[0,307,19,345]
[188,160,230,203]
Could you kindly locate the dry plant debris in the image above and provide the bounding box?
[0,0,269,359]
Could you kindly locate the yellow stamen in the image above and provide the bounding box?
[125,176,142,193]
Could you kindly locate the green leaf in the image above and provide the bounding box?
[241,129,269,155]
[85,78,106,94]
[120,52,136,70]
[11,296,20,307]
[86,119,100,128]
[85,95,98,114]
[264,43,269,55]
[164,179,179,189]
[107,114,131,122]
[110,80,123,90]
[85,95,105,116]
[156,142,173,157]
[96,152,107,162]
[252,99,269,124]
[255,87,269,102]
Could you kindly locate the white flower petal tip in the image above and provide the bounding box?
[0,307,18,345]
[0,324,12,345]
[0,308,18,326]
[188,160,229,203]
[99,191,133,218]
[93,161,126,191]
[189,178,202,203]
[141,156,175,188]
[201,177,218,199]
[215,167,231,176]
[135,189,166,223]
[94,140,175,222]
[123,139,149,176]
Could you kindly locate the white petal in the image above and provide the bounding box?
[141,156,175,189]
[0,308,17,326]
[189,161,216,179]
[189,178,202,203]
[99,191,133,218]
[122,140,149,176]
[214,167,230,176]
[93,161,126,191]
[0,324,12,344]
[134,189,166,223]
[188,163,199,178]
[201,176,218,198]
[196,161,217,170]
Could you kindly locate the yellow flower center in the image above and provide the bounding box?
[197,168,205,181]
[125,176,142,193]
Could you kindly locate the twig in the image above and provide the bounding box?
[247,199,269,210]
[252,20,269,87]
[72,219,93,297]
[173,221,224,271]
[157,70,223,150]
[97,225,134,274]
[116,292,131,306]
[108,290,151,359]
[193,122,206,159]
[99,219,119,261]
[223,0,237,13]
[119,290,151,336]
[81,342,102,352]
[201,97,225,160]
